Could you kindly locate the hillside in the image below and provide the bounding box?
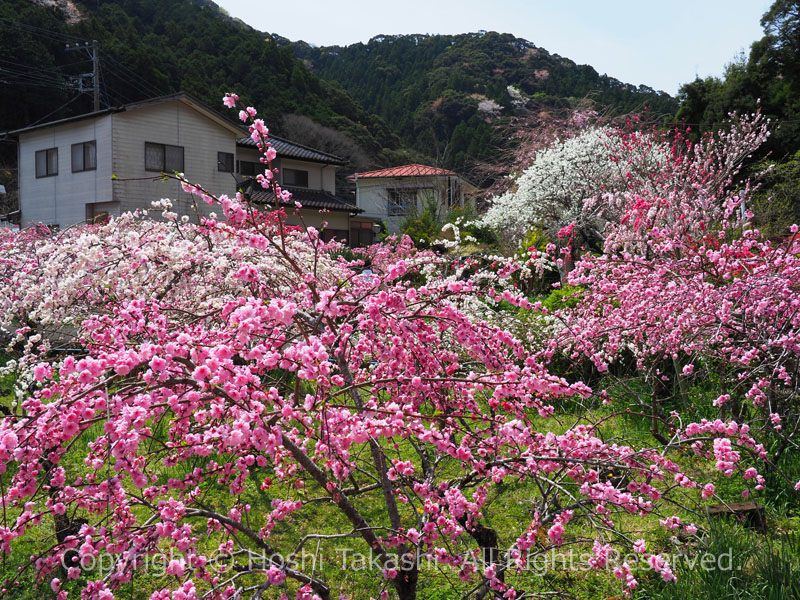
[286,32,679,172]
[0,0,406,171]
[2,0,681,185]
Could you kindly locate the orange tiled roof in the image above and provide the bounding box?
[351,164,458,179]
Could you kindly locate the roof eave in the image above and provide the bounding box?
[7,108,118,136]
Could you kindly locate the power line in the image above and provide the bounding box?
[0,65,68,84]
[25,95,85,128]
[0,58,90,75]
[100,51,168,98]
[0,17,88,44]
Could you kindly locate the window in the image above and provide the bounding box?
[35,148,58,178]
[238,160,261,177]
[145,142,184,173]
[283,168,308,188]
[217,152,234,172]
[71,141,97,173]
[388,189,416,216]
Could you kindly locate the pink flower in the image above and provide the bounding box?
[166,558,186,577]
[633,539,646,553]
[713,394,730,407]
[547,523,565,545]
[223,93,239,108]
[266,566,285,585]
[50,578,61,592]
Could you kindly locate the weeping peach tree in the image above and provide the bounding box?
[0,96,765,600]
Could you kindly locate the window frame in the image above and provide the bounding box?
[238,160,261,177]
[387,188,416,216]
[217,151,234,173]
[283,167,309,188]
[35,147,58,178]
[144,142,184,173]
[71,141,97,173]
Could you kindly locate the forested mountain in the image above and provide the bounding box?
[0,0,406,171]
[285,32,679,172]
[1,0,683,191]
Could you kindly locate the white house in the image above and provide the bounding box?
[11,93,370,244]
[350,164,477,234]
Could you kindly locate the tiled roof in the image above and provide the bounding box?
[237,135,346,165]
[241,180,362,213]
[350,164,458,179]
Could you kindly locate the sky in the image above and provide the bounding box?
[214,0,773,96]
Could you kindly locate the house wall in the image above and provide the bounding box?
[321,165,336,194]
[235,147,272,178]
[355,175,476,234]
[234,151,337,196]
[111,101,238,220]
[19,114,113,227]
[233,148,352,242]
[355,176,442,234]
[279,158,333,193]
[284,209,349,231]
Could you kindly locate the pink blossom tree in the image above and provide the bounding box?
[550,111,800,477]
[0,98,764,600]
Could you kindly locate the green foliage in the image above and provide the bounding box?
[519,227,549,254]
[399,196,443,248]
[399,198,497,249]
[0,0,401,170]
[749,151,800,238]
[0,351,15,411]
[643,520,800,600]
[542,284,584,312]
[760,435,800,512]
[289,31,678,174]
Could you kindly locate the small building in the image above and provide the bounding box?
[350,164,477,234]
[236,136,373,245]
[10,92,368,244]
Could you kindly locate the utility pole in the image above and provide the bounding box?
[65,40,100,111]
[91,40,99,111]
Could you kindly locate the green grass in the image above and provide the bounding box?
[1,354,799,600]
[641,520,800,600]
